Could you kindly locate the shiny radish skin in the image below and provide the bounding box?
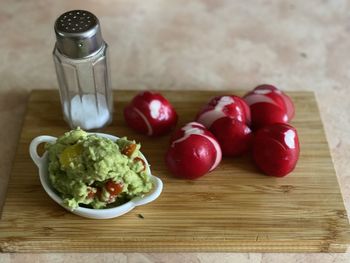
[244,84,295,128]
[196,95,251,129]
[166,122,222,179]
[247,84,295,119]
[166,136,218,180]
[252,123,300,177]
[124,91,178,136]
[210,117,253,157]
[169,122,205,143]
[249,103,288,129]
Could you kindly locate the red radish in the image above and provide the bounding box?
[244,84,295,128]
[124,91,178,136]
[196,95,251,129]
[210,117,252,157]
[252,123,300,177]
[248,103,288,129]
[166,122,222,179]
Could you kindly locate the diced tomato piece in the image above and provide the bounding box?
[105,180,123,196]
[122,143,137,157]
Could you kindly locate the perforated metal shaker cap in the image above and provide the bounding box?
[54,10,104,59]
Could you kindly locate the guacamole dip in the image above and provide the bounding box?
[46,128,152,210]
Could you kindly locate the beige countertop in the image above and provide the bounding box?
[1,0,350,262]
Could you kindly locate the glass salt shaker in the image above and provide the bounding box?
[53,10,113,130]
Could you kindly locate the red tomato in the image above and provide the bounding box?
[105,181,123,196]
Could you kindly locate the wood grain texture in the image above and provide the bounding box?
[0,90,349,253]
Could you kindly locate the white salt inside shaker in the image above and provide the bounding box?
[64,94,111,130]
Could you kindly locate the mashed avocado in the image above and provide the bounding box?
[46,128,152,210]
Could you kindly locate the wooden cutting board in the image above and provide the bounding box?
[0,90,349,253]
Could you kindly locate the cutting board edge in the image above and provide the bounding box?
[0,239,348,253]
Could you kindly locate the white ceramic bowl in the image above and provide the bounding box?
[29,133,163,219]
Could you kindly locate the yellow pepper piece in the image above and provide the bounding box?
[59,144,83,168]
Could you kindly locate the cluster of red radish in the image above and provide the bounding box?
[124,84,300,179]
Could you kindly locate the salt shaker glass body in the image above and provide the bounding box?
[53,10,112,130]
